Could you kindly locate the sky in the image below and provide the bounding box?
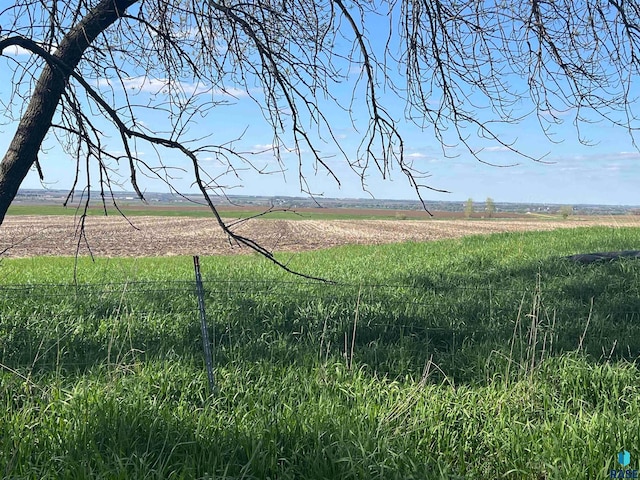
[1,3,640,207]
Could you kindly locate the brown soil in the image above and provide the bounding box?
[1,215,638,258]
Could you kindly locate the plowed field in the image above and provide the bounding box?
[1,215,638,258]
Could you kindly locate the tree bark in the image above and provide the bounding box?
[0,0,138,225]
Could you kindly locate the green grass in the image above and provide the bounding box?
[1,226,640,478]
[5,203,432,220]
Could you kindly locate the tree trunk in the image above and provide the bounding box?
[0,0,138,225]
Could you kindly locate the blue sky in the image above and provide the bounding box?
[2,8,640,206]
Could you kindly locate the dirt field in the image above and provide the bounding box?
[1,215,639,258]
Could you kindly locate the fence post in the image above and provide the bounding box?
[193,256,215,393]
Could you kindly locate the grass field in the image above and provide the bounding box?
[1,227,640,478]
[6,203,438,221]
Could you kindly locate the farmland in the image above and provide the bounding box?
[1,217,640,478]
[1,213,639,257]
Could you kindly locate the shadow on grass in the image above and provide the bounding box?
[2,231,640,384]
[403,253,640,373]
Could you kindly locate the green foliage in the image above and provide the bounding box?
[485,197,495,218]
[464,197,474,218]
[559,205,574,219]
[1,227,640,478]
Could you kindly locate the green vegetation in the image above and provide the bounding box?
[5,204,432,221]
[485,197,495,218]
[464,197,474,218]
[559,205,574,219]
[1,227,640,478]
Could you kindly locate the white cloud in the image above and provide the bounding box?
[246,143,301,161]
[483,145,510,152]
[552,150,640,165]
[406,152,428,158]
[2,41,58,56]
[120,77,205,95]
[3,45,31,56]
[617,151,640,160]
[210,87,250,98]
[251,143,276,151]
[95,76,249,98]
[556,165,583,172]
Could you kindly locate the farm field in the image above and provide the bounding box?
[5,202,525,219]
[1,213,639,257]
[1,226,640,478]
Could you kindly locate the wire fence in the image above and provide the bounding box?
[1,270,640,383]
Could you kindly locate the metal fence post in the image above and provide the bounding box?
[193,256,215,393]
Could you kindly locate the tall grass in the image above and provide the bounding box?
[1,227,640,478]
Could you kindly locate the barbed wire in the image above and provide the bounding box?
[2,276,636,293]
[2,277,639,373]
